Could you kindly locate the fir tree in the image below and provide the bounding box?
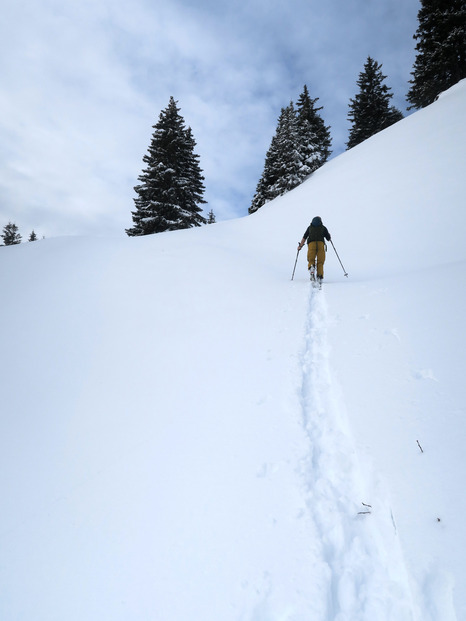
[206,209,216,224]
[28,230,38,242]
[407,0,466,109]
[269,102,306,198]
[249,108,285,214]
[126,97,206,236]
[347,57,404,150]
[250,103,305,214]
[249,90,332,215]
[2,222,22,245]
[296,85,332,170]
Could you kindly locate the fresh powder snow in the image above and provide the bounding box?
[1,79,465,621]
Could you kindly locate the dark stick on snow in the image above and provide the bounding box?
[417,440,424,453]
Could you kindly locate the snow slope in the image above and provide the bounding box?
[1,80,465,620]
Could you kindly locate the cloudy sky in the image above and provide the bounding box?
[0,0,420,238]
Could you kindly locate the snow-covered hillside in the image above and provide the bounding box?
[1,80,465,621]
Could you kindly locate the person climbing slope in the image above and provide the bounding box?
[298,216,331,283]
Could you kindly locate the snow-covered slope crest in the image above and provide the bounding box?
[1,81,466,621]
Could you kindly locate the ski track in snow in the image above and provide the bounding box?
[298,285,417,621]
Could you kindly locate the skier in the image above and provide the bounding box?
[298,216,331,284]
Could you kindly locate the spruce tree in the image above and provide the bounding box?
[296,85,332,170]
[28,230,38,242]
[249,89,332,215]
[347,57,403,150]
[206,209,216,224]
[126,97,206,236]
[249,107,286,214]
[269,102,306,198]
[249,103,305,214]
[407,0,466,109]
[2,222,22,245]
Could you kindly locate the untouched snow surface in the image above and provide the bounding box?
[1,80,466,620]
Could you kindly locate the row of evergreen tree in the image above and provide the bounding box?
[124,0,465,233]
[1,222,39,246]
[249,57,406,214]
[1,2,461,245]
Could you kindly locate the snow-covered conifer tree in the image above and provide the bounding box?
[268,102,306,197]
[250,89,332,215]
[296,85,332,170]
[1,222,22,245]
[347,57,403,150]
[126,97,206,236]
[250,103,305,214]
[407,0,466,109]
[250,108,285,214]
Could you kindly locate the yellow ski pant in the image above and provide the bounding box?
[307,241,326,278]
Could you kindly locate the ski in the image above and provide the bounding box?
[309,264,322,289]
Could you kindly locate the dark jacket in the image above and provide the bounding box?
[303,218,331,244]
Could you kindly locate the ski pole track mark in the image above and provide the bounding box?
[299,286,417,621]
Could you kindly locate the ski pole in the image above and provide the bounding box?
[291,248,301,280]
[330,240,348,277]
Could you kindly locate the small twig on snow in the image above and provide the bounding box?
[358,502,372,515]
[417,440,424,453]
